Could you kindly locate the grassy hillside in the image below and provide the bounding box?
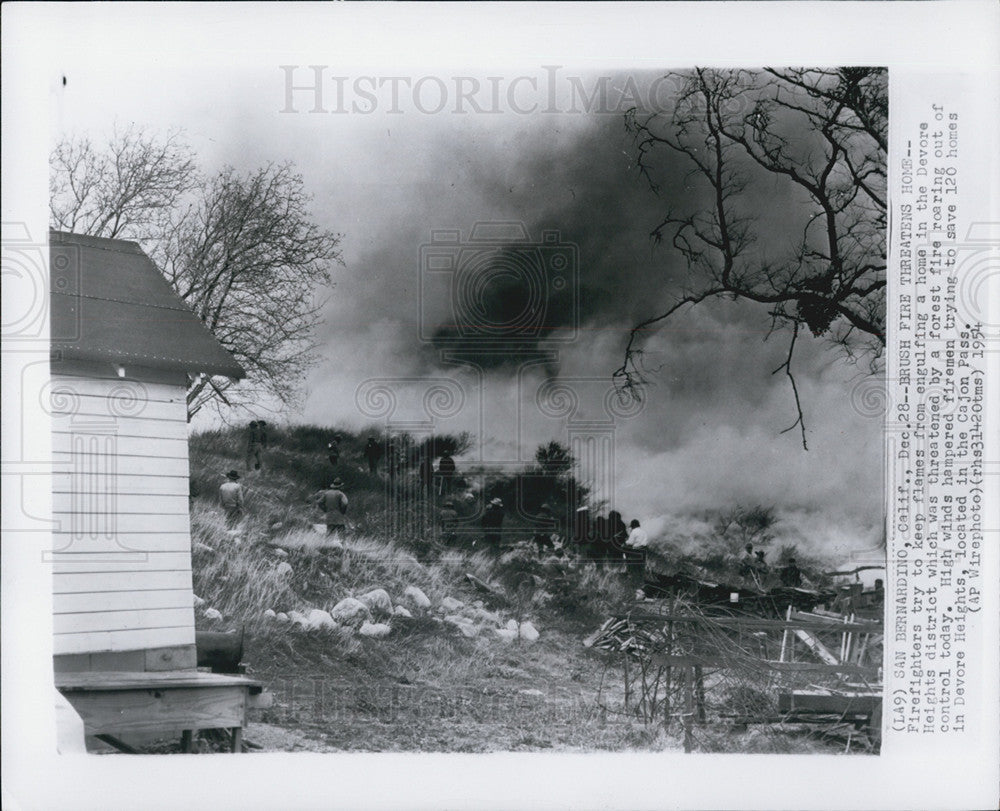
[188,425,666,752]
[185,425,857,754]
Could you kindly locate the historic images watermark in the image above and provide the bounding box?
[279,65,704,117]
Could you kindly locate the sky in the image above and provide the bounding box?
[48,61,886,564]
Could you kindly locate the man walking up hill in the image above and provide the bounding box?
[316,478,349,538]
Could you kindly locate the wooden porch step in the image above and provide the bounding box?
[55,670,264,752]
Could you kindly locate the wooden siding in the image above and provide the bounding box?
[51,372,196,655]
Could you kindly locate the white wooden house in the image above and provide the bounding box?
[49,230,260,752]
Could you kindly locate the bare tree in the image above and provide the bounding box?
[616,68,887,449]
[50,126,198,241]
[50,129,343,420]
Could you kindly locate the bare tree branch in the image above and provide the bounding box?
[620,68,886,448]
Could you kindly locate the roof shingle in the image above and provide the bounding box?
[50,231,245,379]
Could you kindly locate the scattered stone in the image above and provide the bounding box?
[495,628,517,644]
[359,588,393,617]
[404,585,431,609]
[518,621,540,642]
[359,621,391,638]
[288,610,309,628]
[276,561,293,577]
[203,607,223,621]
[306,608,337,631]
[505,619,518,632]
[193,594,206,607]
[393,605,413,619]
[330,597,371,625]
[273,548,288,558]
[440,596,465,612]
[275,612,289,623]
[262,609,277,619]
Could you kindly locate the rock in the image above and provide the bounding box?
[359,588,393,618]
[518,621,540,642]
[404,585,431,609]
[273,548,288,558]
[359,621,391,638]
[262,608,277,619]
[193,594,205,607]
[288,610,309,628]
[393,605,413,619]
[440,596,465,612]
[505,619,518,632]
[270,521,284,531]
[518,689,544,697]
[306,608,337,631]
[276,561,293,577]
[495,628,517,644]
[193,543,215,555]
[275,612,289,623]
[330,597,371,625]
[203,607,223,621]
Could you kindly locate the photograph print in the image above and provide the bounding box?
[44,56,887,757]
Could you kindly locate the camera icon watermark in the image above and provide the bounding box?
[1,223,81,343]
[419,222,578,349]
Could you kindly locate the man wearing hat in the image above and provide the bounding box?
[219,470,245,528]
[316,478,349,538]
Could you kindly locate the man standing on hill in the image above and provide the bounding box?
[436,452,456,497]
[327,435,341,468]
[624,518,649,584]
[481,497,505,547]
[246,420,268,472]
[316,478,349,538]
[439,499,459,545]
[364,437,383,475]
[219,470,244,528]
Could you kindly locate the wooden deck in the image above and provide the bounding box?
[55,670,264,753]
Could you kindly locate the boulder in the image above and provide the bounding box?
[518,621,540,643]
[273,548,288,558]
[330,597,371,625]
[440,596,465,612]
[276,561,293,577]
[393,605,413,619]
[404,585,431,609]
[288,610,309,627]
[193,594,206,607]
[262,608,277,620]
[505,619,519,632]
[203,607,223,621]
[494,628,517,644]
[359,588,393,617]
[359,621,391,638]
[306,609,337,631]
[275,612,290,623]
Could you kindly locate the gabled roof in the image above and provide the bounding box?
[50,231,245,379]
